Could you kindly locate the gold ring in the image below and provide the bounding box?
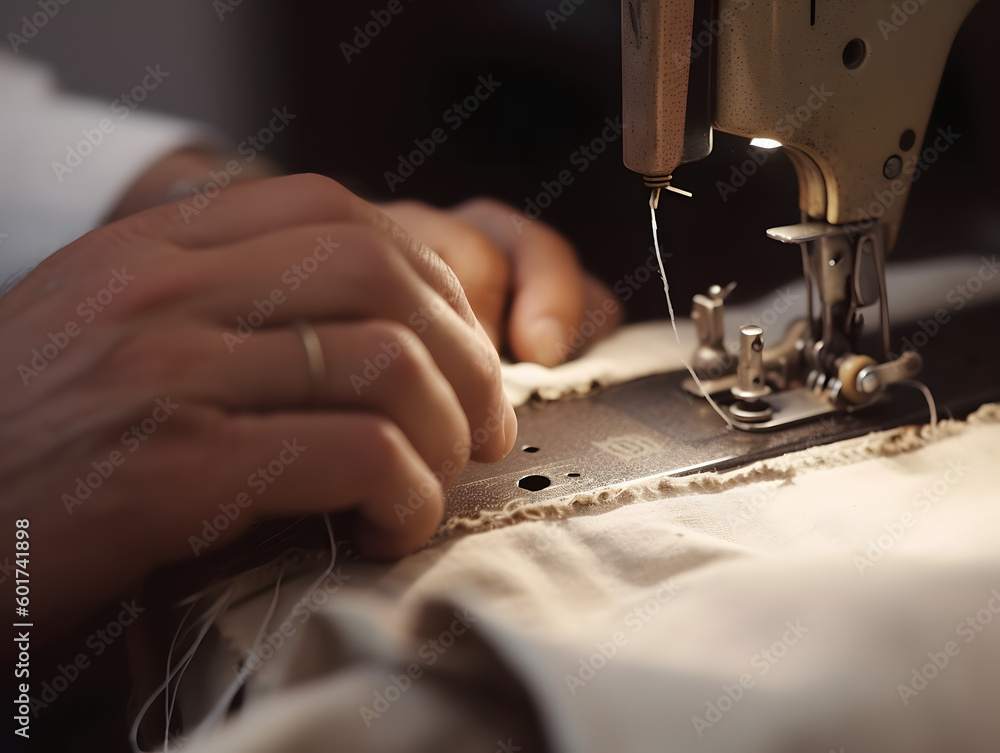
[293,321,327,404]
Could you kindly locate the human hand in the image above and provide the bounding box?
[0,174,516,628]
[378,199,623,367]
[106,147,275,222]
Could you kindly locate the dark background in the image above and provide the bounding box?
[3,0,998,321]
[2,1,998,749]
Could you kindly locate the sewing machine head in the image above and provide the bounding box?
[440,0,994,514]
[622,0,981,430]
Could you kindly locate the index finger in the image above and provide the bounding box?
[128,173,479,333]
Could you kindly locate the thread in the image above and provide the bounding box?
[898,378,938,430]
[184,567,287,745]
[130,514,339,751]
[649,191,735,428]
[189,514,340,743]
[130,584,235,752]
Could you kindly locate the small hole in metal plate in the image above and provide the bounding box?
[842,38,867,70]
[566,472,581,478]
[518,474,551,491]
[522,445,540,453]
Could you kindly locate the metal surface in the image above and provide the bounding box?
[691,282,737,376]
[445,304,1000,520]
[445,369,903,520]
[715,220,904,431]
[733,325,770,401]
[726,383,851,430]
[682,219,900,435]
[858,352,923,395]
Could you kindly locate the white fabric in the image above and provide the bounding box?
[0,55,220,294]
[155,402,1000,752]
[137,251,1000,752]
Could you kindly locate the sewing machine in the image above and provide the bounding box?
[445,0,994,517]
[623,0,980,430]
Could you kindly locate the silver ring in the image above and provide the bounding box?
[293,322,327,403]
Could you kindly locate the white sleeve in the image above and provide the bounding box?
[0,56,225,294]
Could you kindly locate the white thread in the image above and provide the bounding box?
[650,192,735,428]
[162,601,195,751]
[293,514,339,615]
[162,595,234,750]
[130,584,235,752]
[898,378,938,430]
[130,516,340,751]
[185,567,287,744]
[186,514,339,743]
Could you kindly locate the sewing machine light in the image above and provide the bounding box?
[750,138,782,150]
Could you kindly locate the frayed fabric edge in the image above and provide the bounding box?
[431,402,1000,546]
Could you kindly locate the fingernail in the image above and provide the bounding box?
[503,396,518,457]
[525,317,568,367]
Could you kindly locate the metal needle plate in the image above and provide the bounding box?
[445,304,1000,520]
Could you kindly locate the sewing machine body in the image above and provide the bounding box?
[623,0,979,430]
[444,0,994,517]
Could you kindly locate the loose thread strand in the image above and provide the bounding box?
[649,193,735,428]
